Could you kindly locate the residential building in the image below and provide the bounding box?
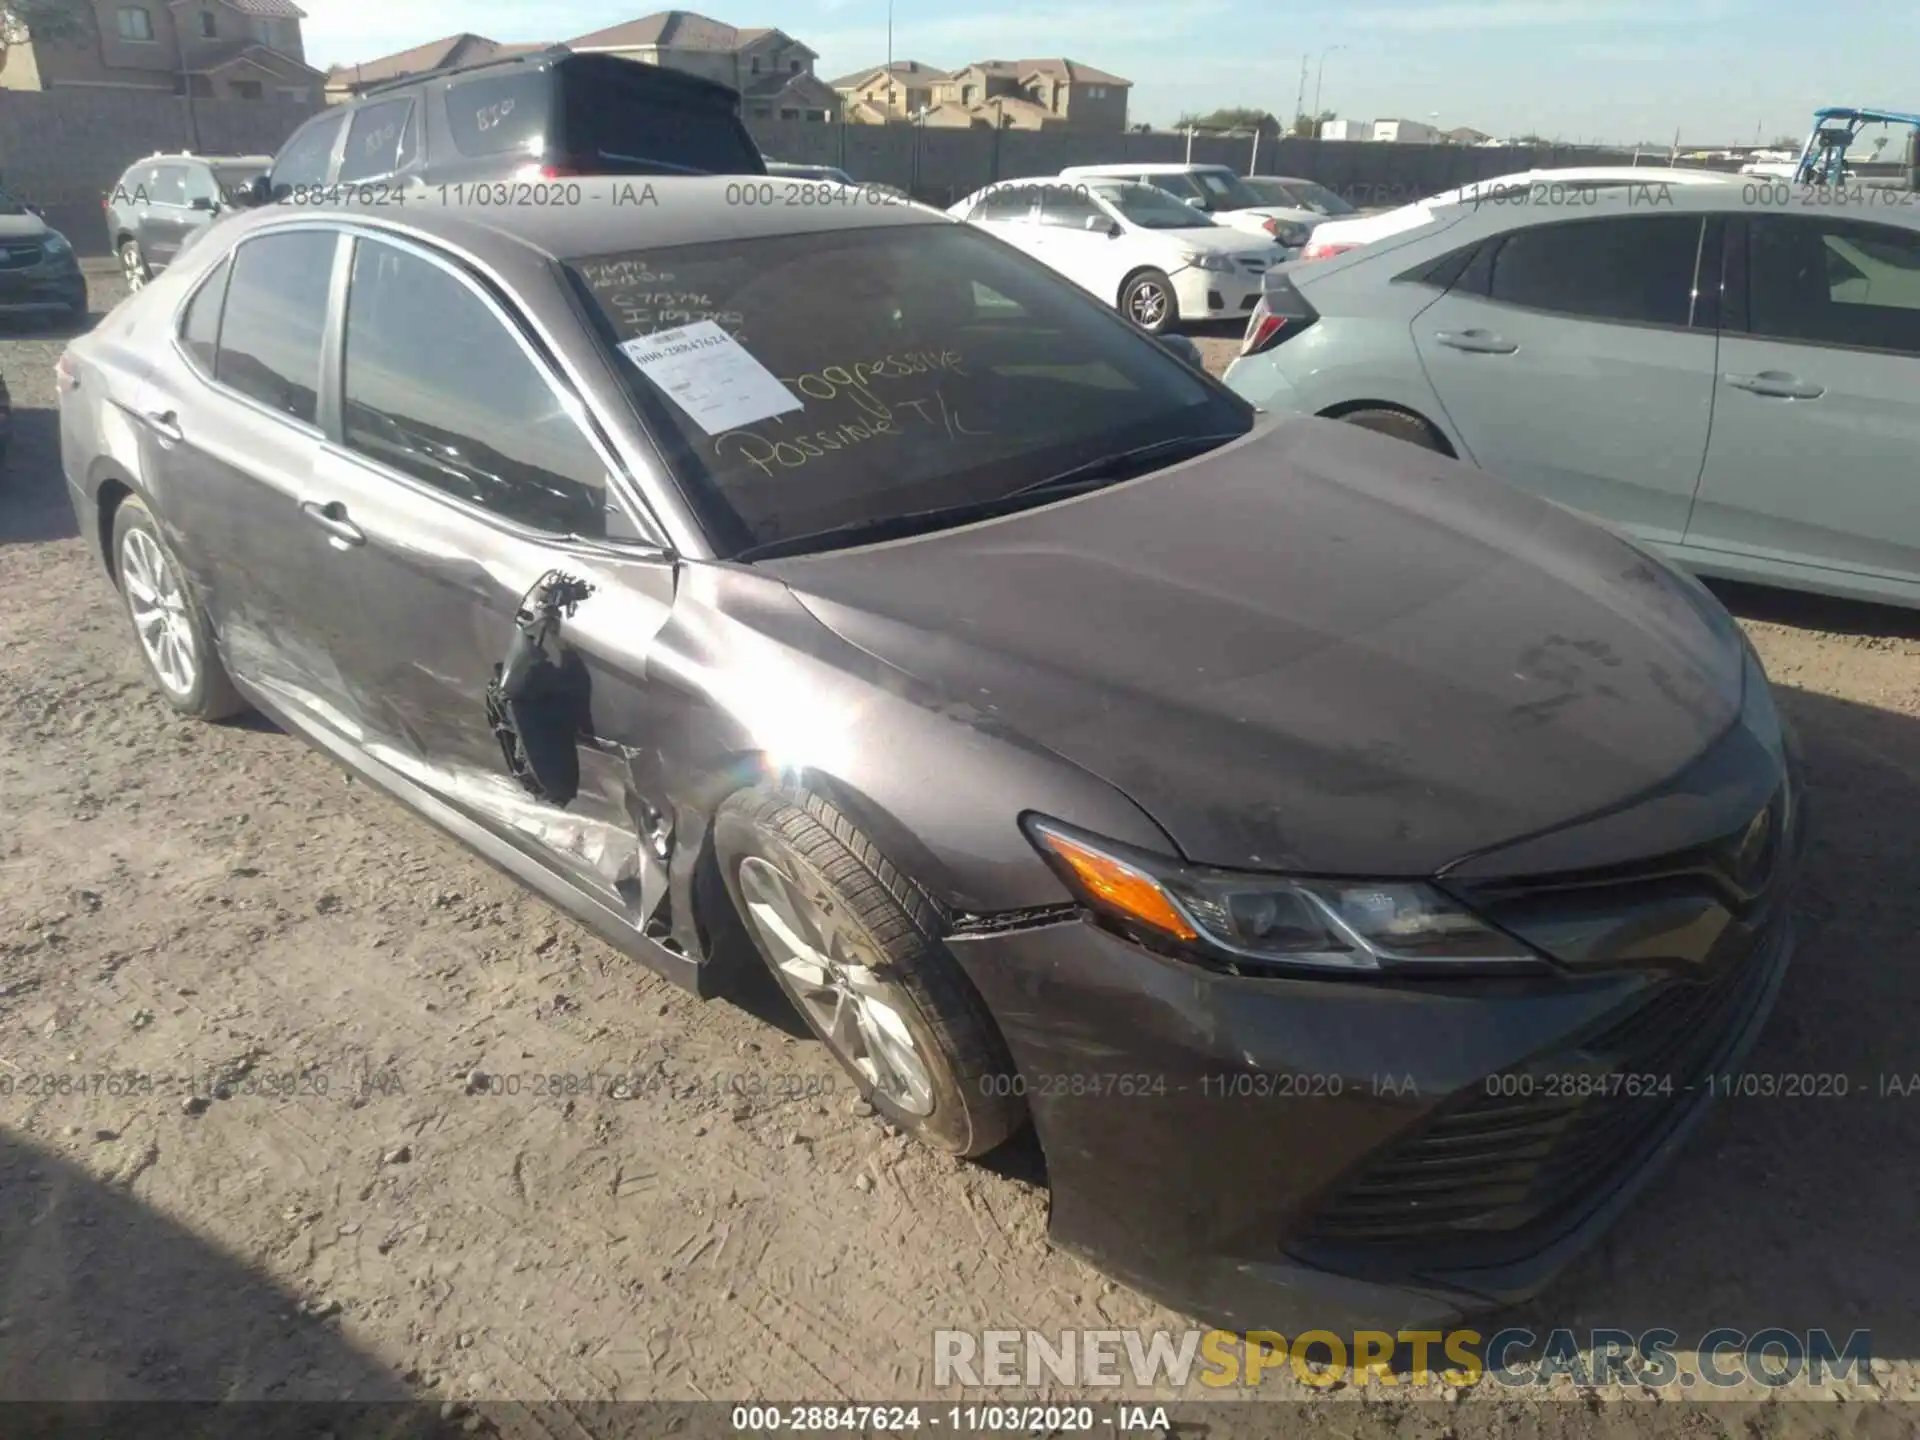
[1318,118,1370,141]
[0,0,324,99]
[323,33,548,103]
[923,58,1129,130]
[828,59,946,122]
[1372,118,1441,144]
[566,10,839,120]
[1442,125,1492,145]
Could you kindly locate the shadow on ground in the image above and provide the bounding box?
[0,410,79,547]
[0,1130,492,1435]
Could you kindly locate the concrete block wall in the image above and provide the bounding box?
[0,90,318,254]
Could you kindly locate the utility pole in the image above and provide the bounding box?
[1294,55,1308,126]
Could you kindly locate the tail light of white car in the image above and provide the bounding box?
[1239,272,1318,358]
[1298,237,1360,262]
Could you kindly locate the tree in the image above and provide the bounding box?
[1,0,95,75]
[1175,107,1281,137]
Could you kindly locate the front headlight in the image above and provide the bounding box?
[42,231,71,258]
[1179,250,1236,273]
[1265,220,1310,246]
[1024,816,1543,976]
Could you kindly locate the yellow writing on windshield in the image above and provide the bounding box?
[785,350,968,421]
[714,384,989,479]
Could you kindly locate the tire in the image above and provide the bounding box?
[713,786,1025,1157]
[1336,407,1444,452]
[118,238,150,292]
[1120,268,1177,334]
[111,494,245,721]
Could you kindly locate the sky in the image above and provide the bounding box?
[299,0,1920,145]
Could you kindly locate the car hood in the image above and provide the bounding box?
[759,415,1745,877]
[0,213,50,240]
[1149,225,1281,255]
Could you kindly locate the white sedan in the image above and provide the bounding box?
[948,179,1286,333]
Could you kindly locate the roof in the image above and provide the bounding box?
[170,0,306,16]
[187,40,325,78]
[742,71,838,103]
[223,175,950,261]
[1061,162,1234,176]
[323,33,522,86]
[566,10,810,55]
[827,59,948,88]
[961,57,1130,86]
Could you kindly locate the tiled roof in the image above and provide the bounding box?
[827,59,948,88]
[567,10,806,53]
[221,0,306,17]
[188,39,324,77]
[965,56,1130,86]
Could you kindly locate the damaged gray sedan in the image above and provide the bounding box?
[57,182,1801,1332]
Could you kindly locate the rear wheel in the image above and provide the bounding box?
[713,786,1026,1157]
[118,238,150,292]
[1335,407,1444,452]
[112,494,245,721]
[1120,268,1177,334]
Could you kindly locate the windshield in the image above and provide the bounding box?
[1096,182,1217,230]
[1190,169,1268,211]
[568,224,1249,558]
[211,164,266,200]
[1282,180,1354,215]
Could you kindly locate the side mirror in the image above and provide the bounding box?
[1157,333,1204,369]
[190,195,216,212]
[26,203,42,218]
[238,174,271,208]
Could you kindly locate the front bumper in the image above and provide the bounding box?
[947,761,1802,1332]
[0,265,87,315]
[1170,263,1267,322]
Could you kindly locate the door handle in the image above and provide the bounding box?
[1724,371,1824,400]
[143,409,184,444]
[1433,329,1519,354]
[299,498,365,547]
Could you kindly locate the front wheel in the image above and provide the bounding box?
[1120,268,1178,334]
[713,786,1026,1157]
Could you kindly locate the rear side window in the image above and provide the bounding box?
[178,255,231,372]
[215,231,338,425]
[149,165,188,206]
[338,98,416,182]
[1746,214,1920,356]
[271,112,345,193]
[972,186,1035,222]
[444,70,548,157]
[341,238,609,535]
[1484,215,1704,327]
[559,65,762,174]
[1036,185,1103,228]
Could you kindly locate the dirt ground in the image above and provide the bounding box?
[3,279,1920,1433]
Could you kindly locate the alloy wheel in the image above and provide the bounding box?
[737,853,936,1116]
[120,243,147,292]
[1128,280,1169,329]
[121,527,198,697]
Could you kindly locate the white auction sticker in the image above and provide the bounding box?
[617,321,802,436]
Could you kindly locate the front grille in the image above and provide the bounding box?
[0,244,44,270]
[1306,785,1796,1250]
[1308,948,1770,1245]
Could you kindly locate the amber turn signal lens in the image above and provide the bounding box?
[1033,827,1198,942]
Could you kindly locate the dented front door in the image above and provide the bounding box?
[296,442,680,925]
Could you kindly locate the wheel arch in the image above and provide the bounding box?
[1315,398,1460,458]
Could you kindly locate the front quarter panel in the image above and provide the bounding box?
[648,562,1179,936]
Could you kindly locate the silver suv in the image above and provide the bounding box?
[105,152,268,291]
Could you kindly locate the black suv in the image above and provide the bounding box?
[252,47,765,202]
[104,152,269,290]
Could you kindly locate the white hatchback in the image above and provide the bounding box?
[949,178,1285,332]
